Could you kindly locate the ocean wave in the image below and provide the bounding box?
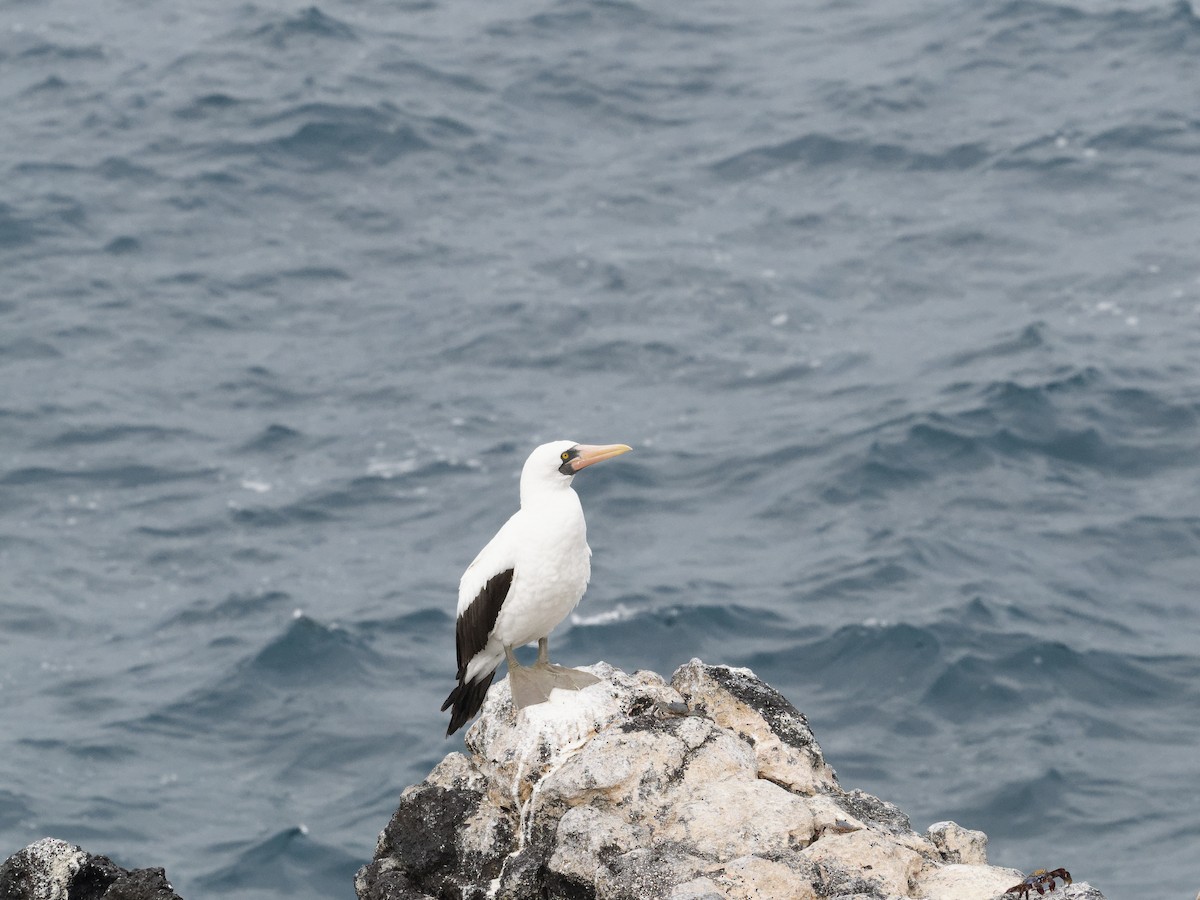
[711,133,991,180]
[226,457,488,528]
[487,0,722,39]
[987,0,1200,30]
[242,111,432,172]
[0,196,87,252]
[377,59,491,95]
[237,424,305,454]
[198,826,361,895]
[354,607,450,639]
[922,653,1024,716]
[981,0,1200,47]
[238,7,359,49]
[0,463,213,489]
[0,337,62,360]
[214,366,309,409]
[502,69,685,128]
[11,40,105,62]
[15,737,135,764]
[0,789,34,831]
[173,92,243,121]
[993,641,1183,703]
[955,766,1077,838]
[818,358,1200,503]
[746,622,943,699]
[562,601,790,669]
[160,589,295,628]
[169,98,479,173]
[129,615,381,740]
[937,322,1048,370]
[730,612,1199,732]
[1086,117,1200,155]
[1053,514,1200,563]
[0,602,86,638]
[249,615,376,683]
[39,423,195,449]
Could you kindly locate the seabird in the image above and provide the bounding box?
[441,440,631,735]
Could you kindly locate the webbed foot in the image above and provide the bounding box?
[542,663,601,692]
[507,663,556,709]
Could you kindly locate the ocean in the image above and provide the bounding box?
[2,0,1199,896]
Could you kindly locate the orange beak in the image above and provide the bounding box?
[569,443,632,472]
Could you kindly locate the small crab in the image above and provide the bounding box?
[1005,868,1073,898]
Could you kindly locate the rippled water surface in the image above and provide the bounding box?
[3,1,1200,897]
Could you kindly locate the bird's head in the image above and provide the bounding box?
[520,440,632,499]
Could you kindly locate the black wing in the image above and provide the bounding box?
[441,568,514,735]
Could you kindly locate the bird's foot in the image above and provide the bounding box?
[507,661,601,709]
[507,663,555,709]
[541,662,601,692]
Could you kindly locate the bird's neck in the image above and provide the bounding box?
[519,477,577,510]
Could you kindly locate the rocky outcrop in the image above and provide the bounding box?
[358,660,1107,900]
[0,837,183,900]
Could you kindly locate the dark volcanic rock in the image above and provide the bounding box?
[376,785,483,883]
[99,869,181,900]
[0,838,184,900]
[353,859,434,900]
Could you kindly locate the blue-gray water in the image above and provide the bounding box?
[2,1,1199,897]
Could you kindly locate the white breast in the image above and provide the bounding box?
[497,487,590,644]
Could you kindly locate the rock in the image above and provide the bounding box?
[671,660,838,795]
[926,820,989,865]
[359,659,1110,900]
[799,828,926,897]
[93,869,181,900]
[914,862,1020,900]
[546,807,643,887]
[353,859,435,900]
[594,846,713,900]
[0,838,184,900]
[703,856,818,900]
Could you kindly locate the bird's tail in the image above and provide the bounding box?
[441,670,497,736]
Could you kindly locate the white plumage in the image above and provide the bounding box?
[442,440,630,735]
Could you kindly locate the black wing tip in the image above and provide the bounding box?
[443,671,497,736]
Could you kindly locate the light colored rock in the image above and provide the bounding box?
[926,820,989,865]
[548,806,644,885]
[669,877,726,900]
[798,829,925,897]
[660,778,815,860]
[673,713,718,750]
[834,788,914,835]
[673,721,758,790]
[421,750,485,793]
[916,862,1021,900]
[810,789,940,864]
[540,727,689,813]
[672,660,839,795]
[594,846,711,900]
[464,661,682,805]
[807,791,868,837]
[708,855,820,900]
[359,660,1108,900]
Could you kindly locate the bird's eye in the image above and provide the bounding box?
[561,451,570,461]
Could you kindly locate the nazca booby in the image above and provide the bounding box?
[442,440,631,735]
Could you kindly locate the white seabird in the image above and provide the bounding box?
[442,440,631,735]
